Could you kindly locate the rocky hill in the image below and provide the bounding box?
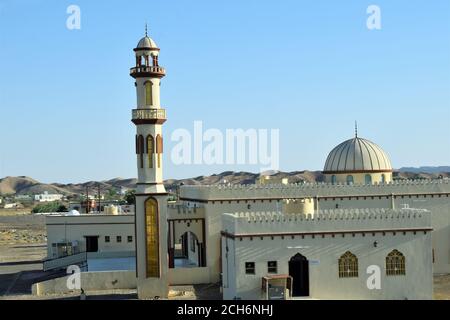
[0,176,69,196]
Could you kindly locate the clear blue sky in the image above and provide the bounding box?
[0,0,449,183]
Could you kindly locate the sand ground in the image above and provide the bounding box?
[0,210,448,300]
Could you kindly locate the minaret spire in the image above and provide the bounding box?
[131,30,168,299]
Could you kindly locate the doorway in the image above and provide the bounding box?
[288,253,309,297]
[85,236,99,253]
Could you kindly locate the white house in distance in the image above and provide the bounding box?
[34,191,63,202]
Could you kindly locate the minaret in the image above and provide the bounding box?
[130,28,169,299]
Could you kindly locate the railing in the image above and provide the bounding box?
[132,108,166,120]
[130,66,165,75]
[43,252,88,271]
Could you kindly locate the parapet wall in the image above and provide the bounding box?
[222,208,431,235]
[167,203,205,219]
[181,179,450,200]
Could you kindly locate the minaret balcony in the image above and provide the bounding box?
[132,108,166,125]
[130,66,166,78]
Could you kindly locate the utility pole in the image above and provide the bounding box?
[86,186,89,214]
[98,183,101,213]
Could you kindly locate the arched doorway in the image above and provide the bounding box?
[168,218,206,268]
[175,231,202,268]
[288,253,309,297]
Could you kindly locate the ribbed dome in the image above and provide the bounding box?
[136,36,158,49]
[324,137,392,173]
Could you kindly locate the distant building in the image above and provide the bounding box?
[3,203,20,209]
[15,194,32,202]
[34,191,64,202]
[69,200,134,214]
[120,186,131,195]
[258,175,289,185]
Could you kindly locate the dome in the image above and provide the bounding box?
[136,36,158,49]
[323,136,392,173]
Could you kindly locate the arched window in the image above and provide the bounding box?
[145,197,160,278]
[331,175,337,184]
[386,249,405,276]
[145,81,153,106]
[346,175,354,185]
[135,135,139,154]
[137,135,144,168]
[156,134,163,168]
[338,251,358,278]
[365,174,372,185]
[381,174,386,184]
[147,135,154,168]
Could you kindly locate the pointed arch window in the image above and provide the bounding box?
[145,81,153,106]
[346,175,354,185]
[145,197,160,278]
[381,174,386,184]
[365,174,372,185]
[156,134,163,168]
[338,251,359,278]
[135,135,139,154]
[137,135,144,168]
[147,135,154,168]
[331,175,337,184]
[386,249,405,276]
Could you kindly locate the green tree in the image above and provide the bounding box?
[124,190,135,205]
[32,202,68,213]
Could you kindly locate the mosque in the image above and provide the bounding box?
[38,31,450,300]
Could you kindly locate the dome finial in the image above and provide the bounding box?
[145,23,148,37]
[355,121,358,138]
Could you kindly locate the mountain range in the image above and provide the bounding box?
[0,167,449,196]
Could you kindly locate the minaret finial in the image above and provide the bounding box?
[145,23,148,37]
[355,121,358,138]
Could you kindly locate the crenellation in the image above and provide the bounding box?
[180,178,450,201]
[225,208,429,224]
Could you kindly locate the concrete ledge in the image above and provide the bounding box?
[32,270,136,296]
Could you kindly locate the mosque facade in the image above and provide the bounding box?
[40,32,450,300]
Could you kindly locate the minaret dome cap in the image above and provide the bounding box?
[136,36,158,49]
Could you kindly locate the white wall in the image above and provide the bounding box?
[33,271,136,296]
